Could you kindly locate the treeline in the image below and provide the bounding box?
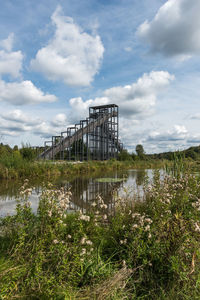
[149,145,200,161]
[118,144,200,161]
[0,143,38,166]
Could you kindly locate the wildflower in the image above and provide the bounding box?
[145,218,153,224]
[122,260,126,267]
[86,240,93,245]
[53,239,59,244]
[103,214,107,220]
[91,202,96,207]
[132,224,138,229]
[80,248,86,256]
[67,234,72,239]
[145,225,150,231]
[120,239,127,245]
[81,237,86,244]
[79,214,90,222]
[194,222,200,232]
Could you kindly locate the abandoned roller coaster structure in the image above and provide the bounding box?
[39,104,123,161]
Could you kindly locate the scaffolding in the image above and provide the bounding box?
[39,104,123,161]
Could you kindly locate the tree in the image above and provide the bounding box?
[136,144,145,159]
[118,149,132,161]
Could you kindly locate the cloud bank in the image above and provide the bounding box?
[69,71,174,121]
[0,34,58,105]
[0,80,57,105]
[0,33,23,78]
[31,6,104,87]
[137,0,200,59]
[0,110,68,138]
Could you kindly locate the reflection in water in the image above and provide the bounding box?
[0,169,154,217]
[64,177,122,213]
[136,169,146,186]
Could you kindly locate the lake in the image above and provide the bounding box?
[0,169,155,217]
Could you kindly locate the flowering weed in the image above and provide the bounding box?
[1,172,200,299]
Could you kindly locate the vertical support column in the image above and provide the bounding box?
[51,136,54,160]
[86,118,89,161]
[117,106,119,158]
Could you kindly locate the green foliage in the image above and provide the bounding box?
[136,144,145,159]
[20,143,36,161]
[150,145,200,161]
[1,172,200,298]
[118,149,132,161]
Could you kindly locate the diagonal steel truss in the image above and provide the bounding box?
[39,104,123,161]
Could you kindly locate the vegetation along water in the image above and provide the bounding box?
[1,143,200,299]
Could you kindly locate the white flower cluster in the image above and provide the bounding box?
[80,237,94,257]
[131,213,153,238]
[40,186,72,217]
[194,222,200,232]
[79,212,90,222]
[96,194,108,209]
[192,198,200,211]
[19,179,33,197]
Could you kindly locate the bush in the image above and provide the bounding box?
[1,172,200,298]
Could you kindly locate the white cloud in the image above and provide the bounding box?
[189,113,200,120]
[124,47,132,52]
[147,125,188,142]
[69,96,108,122]
[0,33,14,52]
[51,113,68,127]
[0,109,68,139]
[31,6,104,87]
[0,111,35,136]
[0,109,46,138]
[0,79,57,105]
[1,109,40,125]
[33,122,57,138]
[69,71,174,120]
[0,34,23,78]
[137,0,200,58]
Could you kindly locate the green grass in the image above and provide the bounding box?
[0,155,169,180]
[1,171,200,299]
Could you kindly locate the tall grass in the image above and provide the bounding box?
[1,171,200,299]
[0,154,168,180]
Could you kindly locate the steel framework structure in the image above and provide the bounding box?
[39,104,123,161]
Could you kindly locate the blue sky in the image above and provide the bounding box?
[0,0,200,153]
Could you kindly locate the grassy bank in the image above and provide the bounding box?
[1,171,200,299]
[0,142,197,180]
[0,156,168,180]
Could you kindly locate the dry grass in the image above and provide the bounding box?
[77,266,134,300]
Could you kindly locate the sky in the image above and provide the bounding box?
[0,0,200,153]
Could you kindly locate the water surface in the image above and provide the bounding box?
[0,169,153,217]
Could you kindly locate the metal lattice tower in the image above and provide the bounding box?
[39,104,123,161]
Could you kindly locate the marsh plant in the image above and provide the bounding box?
[1,173,200,299]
